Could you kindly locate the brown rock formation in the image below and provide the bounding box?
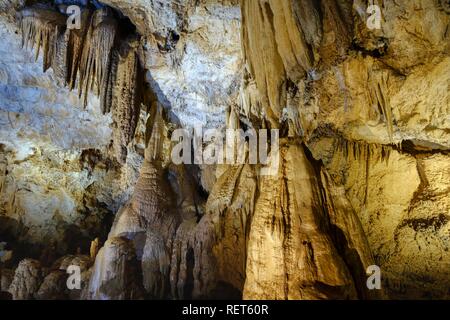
[8,259,42,300]
[78,7,117,110]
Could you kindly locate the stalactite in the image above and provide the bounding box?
[65,8,93,90]
[291,0,322,52]
[102,45,118,114]
[0,147,6,195]
[78,7,118,110]
[51,31,68,86]
[111,35,144,164]
[19,4,145,165]
[334,137,398,164]
[369,70,394,142]
[89,238,99,261]
[144,102,165,162]
[19,6,66,73]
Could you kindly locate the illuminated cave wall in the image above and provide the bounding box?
[0,0,449,300]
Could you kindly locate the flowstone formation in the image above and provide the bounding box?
[0,0,449,300]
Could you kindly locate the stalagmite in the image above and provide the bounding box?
[100,104,179,298]
[243,143,377,299]
[320,169,381,299]
[8,259,42,300]
[90,238,99,260]
[86,237,144,300]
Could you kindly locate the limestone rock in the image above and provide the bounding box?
[86,237,144,300]
[8,259,42,300]
[111,36,144,163]
[0,268,14,293]
[35,270,68,300]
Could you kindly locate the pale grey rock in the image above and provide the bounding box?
[8,258,42,300]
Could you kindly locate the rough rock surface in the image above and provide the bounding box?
[102,0,242,129]
[8,258,42,300]
[0,267,14,293]
[86,237,144,299]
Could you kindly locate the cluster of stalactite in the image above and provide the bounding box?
[84,0,386,300]
[19,2,144,163]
